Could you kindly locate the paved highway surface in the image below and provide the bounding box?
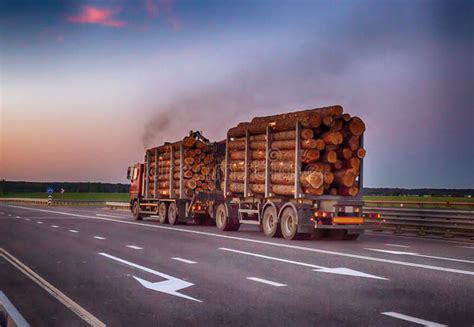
[0,204,473,326]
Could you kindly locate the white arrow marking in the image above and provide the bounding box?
[382,312,447,326]
[99,252,201,303]
[220,248,387,280]
[365,248,474,264]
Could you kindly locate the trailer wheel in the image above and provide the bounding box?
[262,206,281,238]
[132,201,143,221]
[280,207,299,240]
[168,202,178,225]
[216,204,239,231]
[158,202,168,224]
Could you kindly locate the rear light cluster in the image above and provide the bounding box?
[192,204,206,211]
[314,211,334,218]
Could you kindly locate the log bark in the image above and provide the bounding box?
[356,148,366,159]
[322,150,337,163]
[251,105,342,124]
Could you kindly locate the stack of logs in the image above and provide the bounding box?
[148,135,216,198]
[221,105,366,197]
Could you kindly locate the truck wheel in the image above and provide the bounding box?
[262,206,281,237]
[132,201,143,221]
[158,202,168,224]
[168,202,178,225]
[280,207,299,240]
[216,204,239,231]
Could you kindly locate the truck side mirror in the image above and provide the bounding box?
[126,167,131,180]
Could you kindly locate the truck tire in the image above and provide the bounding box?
[262,206,281,238]
[158,202,168,224]
[132,201,143,221]
[216,204,239,231]
[168,202,178,225]
[280,207,300,240]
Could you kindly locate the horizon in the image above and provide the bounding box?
[1,0,473,188]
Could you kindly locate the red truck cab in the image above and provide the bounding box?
[127,163,144,218]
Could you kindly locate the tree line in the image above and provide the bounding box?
[0,180,130,194]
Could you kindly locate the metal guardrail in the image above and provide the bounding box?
[106,202,130,210]
[365,200,474,209]
[365,207,474,239]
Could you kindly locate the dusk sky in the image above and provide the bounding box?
[1,0,473,188]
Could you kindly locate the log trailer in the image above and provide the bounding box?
[127,105,378,240]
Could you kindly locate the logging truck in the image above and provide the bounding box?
[127,105,378,240]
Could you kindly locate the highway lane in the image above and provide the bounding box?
[0,204,473,326]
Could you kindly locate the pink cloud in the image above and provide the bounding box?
[145,0,160,17]
[68,6,126,28]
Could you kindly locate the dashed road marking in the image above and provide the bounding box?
[15,216,21,218]
[172,257,197,264]
[6,205,474,276]
[7,214,12,217]
[382,311,447,326]
[93,236,106,240]
[51,225,59,228]
[246,277,287,287]
[25,218,30,221]
[385,244,410,248]
[457,246,474,249]
[68,230,79,233]
[37,221,43,224]
[365,248,474,264]
[126,245,143,250]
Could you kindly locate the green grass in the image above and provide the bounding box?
[0,192,129,202]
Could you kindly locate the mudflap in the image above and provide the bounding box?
[296,206,315,234]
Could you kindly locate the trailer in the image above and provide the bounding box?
[127,106,378,240]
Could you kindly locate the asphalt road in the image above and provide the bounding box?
[0,204,473,327]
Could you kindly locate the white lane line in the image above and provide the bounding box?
[246,277,287,287]
[0,291,29,327]
[457,246,474,249]
[37,221,43,224]
[220,248,387,280]
[7,214,12,217]
[51,225,59,228]
[96,213,126,219]
[382,312,447,326]
[126,245,143,250]
[172,257,197,264]
[99,252,202,302]
[68,229,79,233]
[0,212,4,214]
[1,248,105,326]
[15,216,21,218]
[93,236,106,240]
[385,244,410,248]
[25,218,30,221]
[6,205,474,277]
[365,248,474,264]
